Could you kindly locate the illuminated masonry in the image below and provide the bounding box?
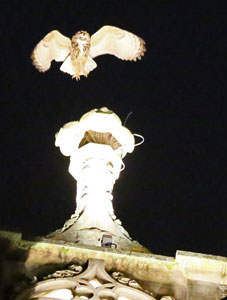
[14,108,175,300]
[7,107,226,300]
[15,259,174,300]
[49,107,145,250]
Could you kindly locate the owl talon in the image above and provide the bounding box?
[72,74,80,81]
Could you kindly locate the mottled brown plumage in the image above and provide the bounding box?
[31,25,146,80]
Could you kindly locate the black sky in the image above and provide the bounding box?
[0,0,226,257]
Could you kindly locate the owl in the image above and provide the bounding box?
[31,25,146,80]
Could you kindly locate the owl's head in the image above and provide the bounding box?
[72,31,90,44]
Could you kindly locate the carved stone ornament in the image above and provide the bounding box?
[48,107,148,253]
[43,265,83,280]
[219,285,227,299]
[14,259,175,300]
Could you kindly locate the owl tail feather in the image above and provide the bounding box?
[60,56,97,79]
[84,56,97,74]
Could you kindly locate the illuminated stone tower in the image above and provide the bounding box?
[0,108,227,300]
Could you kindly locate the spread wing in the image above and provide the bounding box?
[31,30,71,72]
[90,25,146,61]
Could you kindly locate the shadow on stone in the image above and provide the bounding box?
[0,232,33,300]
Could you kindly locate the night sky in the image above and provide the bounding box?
[0,1,226,257]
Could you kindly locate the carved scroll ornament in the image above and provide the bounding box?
[15,259,175,300]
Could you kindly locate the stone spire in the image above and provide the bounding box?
[48,107,148,252]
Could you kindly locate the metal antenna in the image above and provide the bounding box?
[123,111,133,126]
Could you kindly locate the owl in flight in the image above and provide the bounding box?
[31,25,146,80]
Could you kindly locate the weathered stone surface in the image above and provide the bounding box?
[0,230,226,299]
